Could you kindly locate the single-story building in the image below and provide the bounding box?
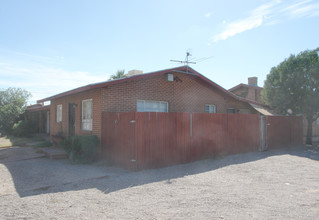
[35,66,261,141]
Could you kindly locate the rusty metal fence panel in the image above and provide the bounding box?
[101,112,302,170]
[266,116,303,149]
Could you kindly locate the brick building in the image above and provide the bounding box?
[36,66,260,140]
[229,77,263,104]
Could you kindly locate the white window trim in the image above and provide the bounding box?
[137,100,169,112]
[205,104,216,113]
[81,99,93,131]
[56,104,62,123]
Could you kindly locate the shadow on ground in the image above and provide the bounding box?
[1,144,318,198]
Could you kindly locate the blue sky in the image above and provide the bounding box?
[0,0,319,104]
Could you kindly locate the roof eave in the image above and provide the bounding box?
[37,66,195,103]
[36,65,262,107]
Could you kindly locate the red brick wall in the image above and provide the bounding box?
[49,73,256,139]
[50,89,102,139]
[101,73,254,113]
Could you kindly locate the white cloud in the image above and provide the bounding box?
[205,12,211,18]
[214,16,263,42]
[286,1,319,17]
[213,0,279,42]
[213,0,319,42]
[0,62,107,104]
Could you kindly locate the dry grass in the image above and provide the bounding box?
[0,136,45,148]
[0,137,13,148]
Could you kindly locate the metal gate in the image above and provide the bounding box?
[260,116,303,150]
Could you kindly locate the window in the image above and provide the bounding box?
[137,100,168,112]
[205,105,216,113]
[238,109,251,114]
[227,108,236,114]
[82,99,92,131]
[56,104,62,122]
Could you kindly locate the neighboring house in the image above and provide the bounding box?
[229,77,319,142]
[229,77,263,103]
[229,77,275,116]
[35,66,260,140]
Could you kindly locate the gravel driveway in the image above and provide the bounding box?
[0,145,319,219]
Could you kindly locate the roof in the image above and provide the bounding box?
[249,103,277,116]
[229,83,263,92]
[37,66,261,106]
[26,104,50,112]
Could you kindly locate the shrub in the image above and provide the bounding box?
[12,120,36,137]
[59,135,99,163]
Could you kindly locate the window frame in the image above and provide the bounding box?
[137,100,169,112]
[56,104,62,123]
[227,108,236,114]
[81,99,93,131]
[205,104,216,113]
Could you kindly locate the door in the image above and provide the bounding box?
[68,103,76,136]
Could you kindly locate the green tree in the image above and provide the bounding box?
[262,48,319,145]
[0,88,31,134]
[109,69,126,80]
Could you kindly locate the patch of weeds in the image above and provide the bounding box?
[59,135,99,164]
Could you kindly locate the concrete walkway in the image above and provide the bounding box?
[39,147,68,159]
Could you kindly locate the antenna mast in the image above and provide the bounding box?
[170,52,196,72]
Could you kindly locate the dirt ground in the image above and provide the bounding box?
[0,145,319,220]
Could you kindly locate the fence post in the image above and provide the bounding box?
[190,113,192,138]
[259,115,267,151]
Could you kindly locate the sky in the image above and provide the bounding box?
[0,0,319,104]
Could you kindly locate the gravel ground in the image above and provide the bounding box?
[0,145,319,219]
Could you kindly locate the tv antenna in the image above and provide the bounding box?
[170,51,196,73]
[170,52,196,66]
[170,52,214,72]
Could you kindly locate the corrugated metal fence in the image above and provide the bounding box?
[102,112,302,170]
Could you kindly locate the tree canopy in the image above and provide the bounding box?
[0,88,31,134]
[262,48,319,144]
[109,69,126,80]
